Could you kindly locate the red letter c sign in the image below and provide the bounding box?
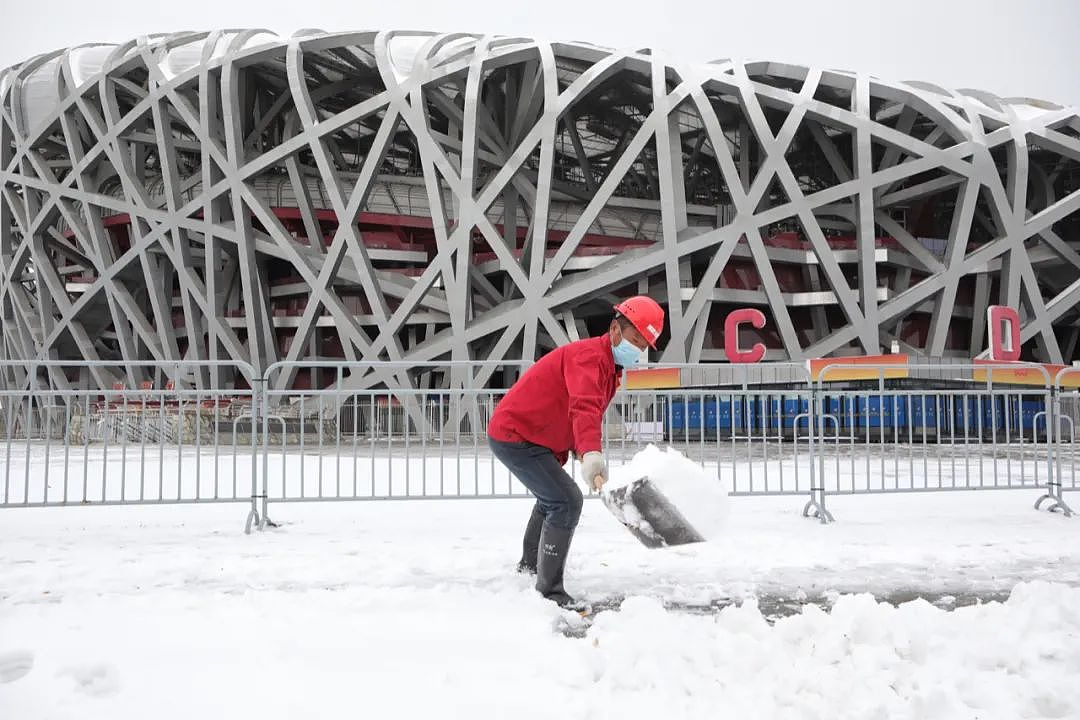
[725,308,767,364]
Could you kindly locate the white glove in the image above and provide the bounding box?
[580,451,607,491]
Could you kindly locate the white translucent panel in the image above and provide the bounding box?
[17,46,126,134]
[160,38,220,81]
[19,57,62,132]
[234,32,278,54]
[1006,99,1059,120]
[903,80,953,98]
[67,45,118,86]
[386,35,431,82]
[158,32,276,81]
[431,36,477,67]
[386,34,476,83]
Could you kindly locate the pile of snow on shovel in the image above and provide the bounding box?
[603,445,730,541]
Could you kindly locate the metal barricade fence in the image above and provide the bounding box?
[811,363,1066,522]
[1046,367,1080,515]
[253,361,533,529]
[0,360,263,529]
[0,359,1073,531]
[605,363,818,498]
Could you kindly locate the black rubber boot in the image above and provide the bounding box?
[516,504,545,575]
[535,522,578,608]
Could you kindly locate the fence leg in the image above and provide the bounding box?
[244,378,263,534]
[801,491,834,524]
[244,409,261,533]
[242,377,278,533]
[244,504,260,534]
[257,382,278,531]
[1035,492,1074,517]
[1036,392,1074,517]
[802,388,835,524]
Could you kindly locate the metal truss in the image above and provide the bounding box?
[1,30,1079,392]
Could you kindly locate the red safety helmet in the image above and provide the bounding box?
[613,296,665,349]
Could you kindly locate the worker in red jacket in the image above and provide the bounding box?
[488,296,665,607]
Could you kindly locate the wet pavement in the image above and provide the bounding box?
[558,588,1016,638]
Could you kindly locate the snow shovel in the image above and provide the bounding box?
[600,476,705,548]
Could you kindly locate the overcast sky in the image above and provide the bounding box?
[2,0,1078,107]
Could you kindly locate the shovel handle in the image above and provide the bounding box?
[592,474,605,491]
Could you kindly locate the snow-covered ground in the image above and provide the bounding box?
[2,465,1078,719]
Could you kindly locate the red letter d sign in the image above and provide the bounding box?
[988,305,1020,362]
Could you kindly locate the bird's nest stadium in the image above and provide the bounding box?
[1,30,1079,392]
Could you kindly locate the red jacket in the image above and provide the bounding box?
[488,335,620,464]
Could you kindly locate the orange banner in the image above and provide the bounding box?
[972,360,1080,387]
[1058,368,1080,388]
[806,354,909,382]
[624,367,682,390]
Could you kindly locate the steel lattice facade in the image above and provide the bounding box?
[2,30,1080,391]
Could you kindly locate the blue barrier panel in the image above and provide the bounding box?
[854,395,907,428]
[668,399,686,432]
[767,397,810,429]
[909,394,939,429]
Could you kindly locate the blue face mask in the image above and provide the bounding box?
[612,338,643,367]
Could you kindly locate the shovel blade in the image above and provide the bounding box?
[601,476,705,548]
